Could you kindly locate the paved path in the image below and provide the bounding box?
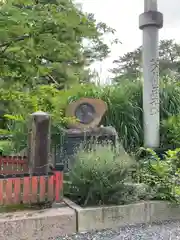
[58,220,180,240]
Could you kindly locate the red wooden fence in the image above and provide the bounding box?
[0,156,63,205]
[0,156,28,174]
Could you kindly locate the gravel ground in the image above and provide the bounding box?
[57,220,180,240]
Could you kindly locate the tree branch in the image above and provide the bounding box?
[47,74,64,90]
[0,34,30,50]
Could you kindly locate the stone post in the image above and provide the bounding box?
[139,0,163,148]
[27,111,51,175]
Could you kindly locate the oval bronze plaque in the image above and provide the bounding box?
[65,98,107,129]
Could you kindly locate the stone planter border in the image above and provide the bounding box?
[63,198,180,232]
[1,199,180,239]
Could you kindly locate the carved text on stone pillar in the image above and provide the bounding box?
[149,58,159,115]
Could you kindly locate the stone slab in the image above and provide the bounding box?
[69,201,150,232]
[0,207,76,240]
[65,199,180,233]
[148,201,180,223]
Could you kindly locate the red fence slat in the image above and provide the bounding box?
[54,171,63,202]
[0,180,3,204]
[59,172,63,193]
[23,177,30,203]
[39,176,46,202]
[48,175,54,201]
[5,179,13,205]
[31,176,38,203]
[14,178,21,204]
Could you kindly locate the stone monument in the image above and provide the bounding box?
[54,98,118,171]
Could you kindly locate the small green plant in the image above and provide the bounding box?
[0,140,14,155]
[138,148,180,203]
[64,142,146,207]
[3,114,27,153]
[161,115,180,148]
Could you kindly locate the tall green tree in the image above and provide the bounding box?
[111,39,180,83]
[0,0,114,89]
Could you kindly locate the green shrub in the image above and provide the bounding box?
[138,148,180,203]
[64,143,146,207]
[102,82,143,151]
[0,140,14,155]
[161,115,180,148]
[160,82,180,120]
[3,114,27,153]
[0,85,72,152]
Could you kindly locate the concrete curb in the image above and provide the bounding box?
[0,206,76,240]
[1,200,180,239]
[64,199,180,232]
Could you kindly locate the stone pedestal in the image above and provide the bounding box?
[54,126,118,172]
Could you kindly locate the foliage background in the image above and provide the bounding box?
[0,0,115,89]
[1,79,180,153]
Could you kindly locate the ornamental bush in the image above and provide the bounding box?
[64,142,148,207]
[138,148,180,203]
